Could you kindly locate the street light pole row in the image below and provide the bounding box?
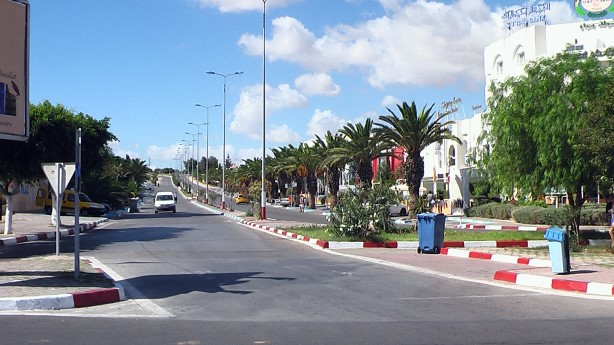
[206,71,243,210]
[188,124,205,200]
[195,103,221,204]
[185,133,198,198]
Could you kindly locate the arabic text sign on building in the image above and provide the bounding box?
[0,0,29,141]
[502,2,550,29]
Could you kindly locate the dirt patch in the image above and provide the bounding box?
[0,254,114,298]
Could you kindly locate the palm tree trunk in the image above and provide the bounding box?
[405,154,425,218]
[328,168,340,208]
[307,172,318,209]
[358,161,373,188]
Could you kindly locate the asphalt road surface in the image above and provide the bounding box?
[1,177,613,344]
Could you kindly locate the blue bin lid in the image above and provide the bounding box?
[544,226,565,242]
[417,212,446,220]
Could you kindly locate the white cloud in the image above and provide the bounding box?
[230,83,307,139]
[237,147,262,163]
[294,73,341,96]
[381,95,400,108]
[306,109,350,139]
[109,140,141,159]
[189,0,299,13]
[146,143,184,162]
[239,1,578,91]
[269,124,301,143]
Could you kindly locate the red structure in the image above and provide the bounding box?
[371,147,405,181]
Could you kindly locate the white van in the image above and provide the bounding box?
[154,192,176,213]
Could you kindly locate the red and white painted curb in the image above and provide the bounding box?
[440,247,551,267]
[0,256,125,311]
[0,287,124,311]
[494,270,614,296]
[0,218,108,247]
[233,216,549,251]
[456,224,549,231]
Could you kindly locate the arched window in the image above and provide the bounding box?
[448,146,456,166]
[494,55,503,75]
[513,45,525,66]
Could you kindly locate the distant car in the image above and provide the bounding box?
[274,197,290,206]
[389,203,408,217]
[235,194,248,204]
[154,191,176,213]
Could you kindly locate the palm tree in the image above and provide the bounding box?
[375,101,461,217]
[277,143,321,209]
[118,155,151,189]
[325,119,389,188]
[315,131,345,208]
[270,146,296,199]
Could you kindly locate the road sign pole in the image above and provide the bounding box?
[55,162,62,256]
[74,128,81,278]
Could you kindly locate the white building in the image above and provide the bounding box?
[420,18,614,212]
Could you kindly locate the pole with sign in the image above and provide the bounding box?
[74,129,81,278]
[42,162,75,256]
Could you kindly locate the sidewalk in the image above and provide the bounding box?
[0,211,124,310]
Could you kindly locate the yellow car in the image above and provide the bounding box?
[235,194,249,204]
[35,188,107,216]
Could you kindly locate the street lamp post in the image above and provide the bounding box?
[188,124,205,201]
[206,70,243,210]
[185,132,197,198]
[181,140,192,194]
[195,104,221,204]
[261,0,268,219]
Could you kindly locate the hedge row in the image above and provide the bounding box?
[467,202,611,226]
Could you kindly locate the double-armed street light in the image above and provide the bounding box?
[188,123,206,200]
[206,70,243,210]
[195,103,221,204]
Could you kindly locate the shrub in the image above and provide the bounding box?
[466,202,516,220]
[328,185,399,239]
[511,204,610,226]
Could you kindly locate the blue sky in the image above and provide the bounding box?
[28,0,594,169]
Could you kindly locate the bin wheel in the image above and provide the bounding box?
[417,247,422,254]
[434,246,440,254]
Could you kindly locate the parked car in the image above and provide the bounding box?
[389,203,408,217]
[35,188,107,217]
[154,191,176,213]
[235,194,248,204]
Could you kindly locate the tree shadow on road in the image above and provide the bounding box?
[119,271,295,297]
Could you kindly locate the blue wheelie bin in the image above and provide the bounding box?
[544,226,570,274]
[417,213,446,254]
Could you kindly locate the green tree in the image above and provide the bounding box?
[325,119,388,188]
[376,101,461,217]
[119,155,151,192]
[315,131,345,208]
[0,101,117,230]
[277,143,321,209]
[482,52,614,243]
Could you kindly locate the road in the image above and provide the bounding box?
[1,177,613,344]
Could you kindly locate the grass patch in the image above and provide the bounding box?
[287,226,548,242]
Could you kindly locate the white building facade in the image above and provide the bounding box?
[419,18,614,213]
